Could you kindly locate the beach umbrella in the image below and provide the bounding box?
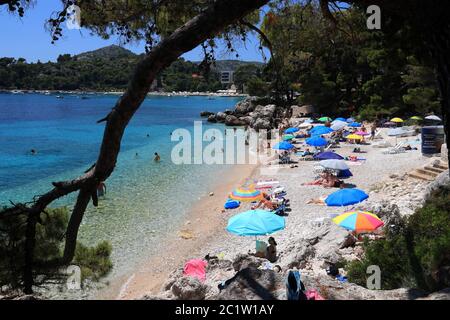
[334,117,347,122]
[229,187,263,202]
[425,115,442,121]
[338,169,353,178]
[355,131,370,136]
[331,120,347,131]
[284,127,300,134]
[314,151,344,160]
[346,134,363,140]
[319,159,349,171]
[318,116,332,122]
[348,122,362,127]
[325,188,369,207]
[346,117,355,123]
[285,127,299,134]
[410,116,423,121]
[310,126,334,135]
[282,134,295,141]
[226,209,285,236]
[306,136,328,147]
[273,141,295,150]
[332,211,384,233]
[390,117,404,123]
[384,121,396,127]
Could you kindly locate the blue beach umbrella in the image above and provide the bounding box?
[314,151,344,160]
[348,122,362,127]
[334,117,347,122]
[325,189,369,207]
[346,117,355,123]
[310,126,334,136]
[226,210,285,236]
[285,127,300,134]
[273,141,295,150]
[305,136,328,147]
[338,169,353,178]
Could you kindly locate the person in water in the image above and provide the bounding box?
[30,149,37,155]
[154,152,161,162]
[97,181,106,197]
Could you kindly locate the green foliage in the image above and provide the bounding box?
[246,77,269,97]
[0,207,112,290]
[346,186,450,292]
[0,47,225,92]
[74,241,113,281]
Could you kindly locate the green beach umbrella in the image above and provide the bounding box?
[410,116,423,121]
[318,117,332,122]
[282,134,294,140]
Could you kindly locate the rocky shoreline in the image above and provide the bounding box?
[202,96,289,129]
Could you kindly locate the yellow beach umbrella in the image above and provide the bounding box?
[390,117,404,123]
[410,116,422,121]
[346,134,363,140]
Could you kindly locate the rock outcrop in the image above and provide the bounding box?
[200,111,215,117]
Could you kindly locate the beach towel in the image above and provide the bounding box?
[183,259,208,282]
[306,289,325,300]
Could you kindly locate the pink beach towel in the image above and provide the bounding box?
[305,289,325,300]
[183,259,208,281]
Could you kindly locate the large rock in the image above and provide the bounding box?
[215,112,227,122]
[424,170,450,198]
[207,114,217,123]
[234,97,256,115]
[232,254,265,272]
[417,288,450,300]
[214,267,285,300]
[253,104,276,118]
[239,116,253,125]
[225,115,246,126]
[251,118,272,130]
[171,276,210,300]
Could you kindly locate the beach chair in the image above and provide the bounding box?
[382,142,406,154]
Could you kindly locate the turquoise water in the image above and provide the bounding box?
[0,93,243,279]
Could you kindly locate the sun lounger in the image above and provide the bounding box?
[382,142,406,154]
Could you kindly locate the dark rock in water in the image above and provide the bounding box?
[224,109,234,115]
[207,114,217,123]
[225,115,246,126]
[200,111,215,117]
[215,112,227,122]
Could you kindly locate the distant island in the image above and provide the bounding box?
[0,45,264,94]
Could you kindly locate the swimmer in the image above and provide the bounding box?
[154,152,161,162]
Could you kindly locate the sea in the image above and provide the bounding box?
[0,92,244,291]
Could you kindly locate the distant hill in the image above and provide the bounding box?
[75,45,137,61]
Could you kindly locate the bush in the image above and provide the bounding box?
[0,206,112,291]
[74,241,113,281]
[346,186,450,292]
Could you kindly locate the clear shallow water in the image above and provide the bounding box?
[0,93,242,281]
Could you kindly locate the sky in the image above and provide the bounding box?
[0,1,269,63]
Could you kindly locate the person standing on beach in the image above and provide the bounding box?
[154,152,161,162]
[370,123,377,140]
[97,181,106,198]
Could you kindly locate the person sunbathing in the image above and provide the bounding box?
[252,198,277,210]
[302,172,331,186]
[306,196,327,205]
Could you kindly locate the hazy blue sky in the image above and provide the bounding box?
[0,1,269,62]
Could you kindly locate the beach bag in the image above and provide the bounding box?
[305,289,325,300]
[286,270,307,300]
[224,200,240,209]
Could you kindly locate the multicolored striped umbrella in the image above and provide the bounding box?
[332,211,384,233]
[229,187,263,202]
